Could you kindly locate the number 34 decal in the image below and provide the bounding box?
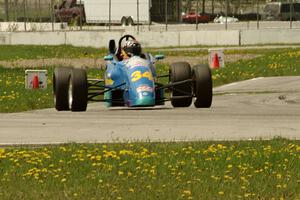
[131,71,153,82]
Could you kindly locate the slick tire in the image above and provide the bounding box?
[193,64,213,108]
[53,67,72,111]
[170,62,193,107]
[68,68,88,112]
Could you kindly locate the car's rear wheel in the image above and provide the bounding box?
[193,64,212,108]
[68,68,88,112]
[170,62,193,107]
[53,67,71,111]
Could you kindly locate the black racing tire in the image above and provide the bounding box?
[193,64,213,108]
[127,17,134,26]
[53,67,71,111]
[121,17,127,26]
[170,62,193,107]
[69,68,88,112]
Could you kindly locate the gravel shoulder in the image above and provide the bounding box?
[0,54,260,68]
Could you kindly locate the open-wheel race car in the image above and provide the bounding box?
[53,34,212,111]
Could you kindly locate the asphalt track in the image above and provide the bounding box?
[0,76,299,145]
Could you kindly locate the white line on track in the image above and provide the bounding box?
[214,77,265,90]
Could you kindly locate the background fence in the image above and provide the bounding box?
[0,0,300,32]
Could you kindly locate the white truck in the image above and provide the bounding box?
[82,0,151,25]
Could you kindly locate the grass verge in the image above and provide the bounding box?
[211,48,300,87]
[0,138,299,200]
[0,45,107,61]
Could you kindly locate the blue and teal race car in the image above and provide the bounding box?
[53,34,212,111]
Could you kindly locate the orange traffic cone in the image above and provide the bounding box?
[212,53,220,69]
[32,75,39,89]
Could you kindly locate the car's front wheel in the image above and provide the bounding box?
[53,67,71,111]
[193,64,212,108]
[68,68,88,112]
[170,62,193,107]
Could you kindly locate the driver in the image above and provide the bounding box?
[121,40,142,60]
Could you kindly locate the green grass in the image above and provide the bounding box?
[1,46,300,113]
[212,49,300,87]
[0,45,107,61]
[0,138,299,200]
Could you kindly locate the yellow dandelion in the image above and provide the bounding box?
[244,193,251,198]
[183,190,192,196]
[276,174,282,179]
[96,155,101,161]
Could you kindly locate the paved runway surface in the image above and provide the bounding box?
[0,76,299,145]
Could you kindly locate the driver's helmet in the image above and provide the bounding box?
[123,40,142,57]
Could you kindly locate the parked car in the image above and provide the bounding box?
[182,12,211,23]
[213,15,239,24]
[262,2,300,21]
[54,0,85,24]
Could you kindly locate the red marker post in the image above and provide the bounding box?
[32,75,39,89]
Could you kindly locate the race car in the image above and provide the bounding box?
[53,34,212,111]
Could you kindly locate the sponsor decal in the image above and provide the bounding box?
[136,85,153,93]
[125,57,148,69]
[105,78,114,85]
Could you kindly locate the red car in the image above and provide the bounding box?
[182,12,211,23]
[54,0,85,23]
